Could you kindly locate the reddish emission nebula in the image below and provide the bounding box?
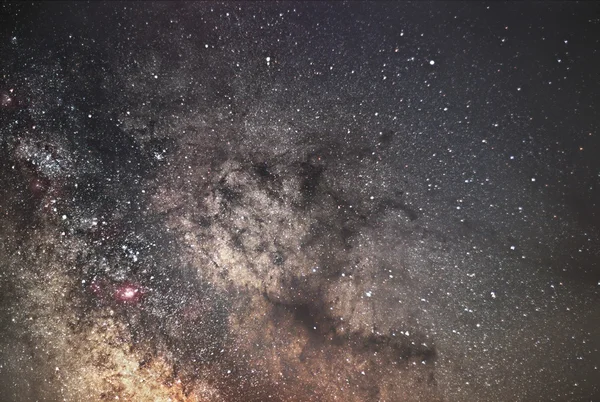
[0,2,599,402]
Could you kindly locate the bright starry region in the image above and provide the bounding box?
[0,2,598,401]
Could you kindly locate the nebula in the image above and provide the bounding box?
[0,2,598,402]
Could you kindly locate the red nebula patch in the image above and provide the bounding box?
[29,176,51,198]
[87,277,146,305]
[114,282,145,303]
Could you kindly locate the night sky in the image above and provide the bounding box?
[0,2,599,401]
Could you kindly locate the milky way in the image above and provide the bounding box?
[0,2,598,401]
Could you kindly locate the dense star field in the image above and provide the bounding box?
[0,2,598,401]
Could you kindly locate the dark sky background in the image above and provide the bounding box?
[0,2,598,401]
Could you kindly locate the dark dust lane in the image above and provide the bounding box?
[0,2,598,401]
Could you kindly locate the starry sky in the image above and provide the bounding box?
[0,2,598,401]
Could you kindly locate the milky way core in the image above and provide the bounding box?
[0,2,598,402]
